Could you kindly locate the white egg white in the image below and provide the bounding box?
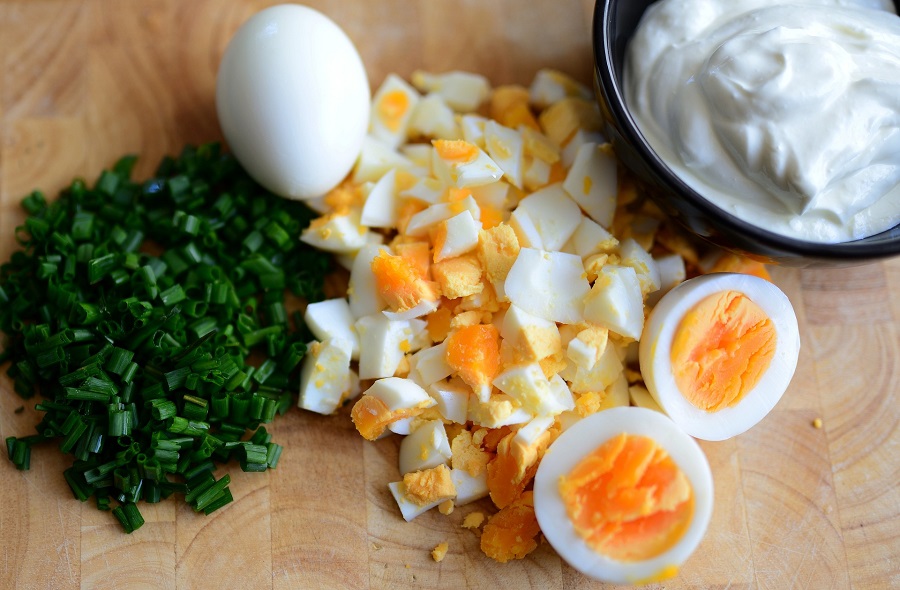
[216,4,370,200]
[639,272,801,441]
[533,406,714,585]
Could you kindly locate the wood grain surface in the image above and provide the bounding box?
[1,1,898,589]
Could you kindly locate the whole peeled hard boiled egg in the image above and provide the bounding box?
[216,4,370,200]
[639,272,801,441]
[534,406,714,585]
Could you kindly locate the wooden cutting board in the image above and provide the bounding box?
[1,1,897,589]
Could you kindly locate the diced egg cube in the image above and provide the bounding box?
[483,121,524,189]
[514,415,556,447]
[300,209,369,254]
[303,298,360,360]
[365,376,436,412]
[528,68,592,110]
[388,416,415,436]
[561,129,607,168]
[388,481,446,521]
[508,208,544,250]
[428,379,470,424]
[409,93,459,140]
[405,195,480,237]
[411,70,491,112]
[360,169,399,228]
[432,139,504,188]
[382,299,439,322]
[501,304,561,361]
[520,126,561,164]
[450,468,489,505]
[565,325,609,371]
[572,216,618,259]
[514,183,582,251]
[523,156,552,191]
[400,176,445,205]
[299,338,355,415]
[655,253,687,295]
[539,97,603,147]
[504,248,590,324]
[562,142,617,229]
[493,363,573,417]
[470,181,510,210]
[399,419,452,475]
[348,243,392,319]
[356,315,427,379]
[569,343,624,394]
[353,135,416,184]
[460,114,489,147]
[400,143,434,169]
[432,210,481,262]
[618,237,661,296]
[582,264,645,341]
[467,393,534,428]
[409,341,453,387]
[371,74,420,148]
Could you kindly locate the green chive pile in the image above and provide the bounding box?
[1,143,331,532]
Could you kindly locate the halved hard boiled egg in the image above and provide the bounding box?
[639,272,800,441]
[534,406,713,585]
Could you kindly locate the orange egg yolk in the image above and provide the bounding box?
[445,324,501,394]
[559,433,694,562]
[433,139,479,164]
[670,290,777,412]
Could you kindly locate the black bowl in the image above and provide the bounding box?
[593,0,900,267]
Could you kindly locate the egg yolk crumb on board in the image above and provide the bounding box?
[559,433,693,562]
[670,290,776,412]
[296,68,771,566]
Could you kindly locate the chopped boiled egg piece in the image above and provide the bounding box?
[492,363,574,417]
[348,243,391,319]
[409,341,453,387]
[353,136,416,184]
[656,254,687,296]
[408,93,459,140]
[629,384,664,413]
[428,379,470,424]
[500,304,561,362]
[491,85,540,131]
[411,70,491,112]
[432,210,481,262]
[504,248,590,324]
[360,169,399,228]
[483,120,524,189]
[371,73,420,148]
[400,176,445,205]
[351,377,436,441]
[476,224,520,301]
[523,156,552,192]
[508,207,544,250]
[572,216,618,259]
[566,325,609,371]
[481,491,542,563]
[431,139,504,188]
[468,392,533,428]
[561,129,607,168]
[451,468,490,505]
[300,208,369,254]
[389,463,456,521]
[618,237,661,296]
[534,407,713,585]
[371,250,441,314]
[639,273,800,441]
[528,68,592,110]
[514,183,582,251]
[538,97,603,147]
[445,324,501,402]
[303,298,361,360]
[432,253,484,300]
[562,143,618,229]
[399,419,453,475]
[405,195,480,237]
[583,265,645,341]
[355,314,426,379]
[570,342,624,395]
[460,114,489,147]
[298,338,357,415]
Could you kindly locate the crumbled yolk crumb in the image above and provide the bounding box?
[431,542,449,562]
[812,417,823,429]
[451,429,491,477]
[462,511,485,529]
[480,491,541,563]
[671,290,777,412]
[403,464,456,506]
[433,139,480,164]
[559,433,694,562]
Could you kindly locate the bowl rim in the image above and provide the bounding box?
[592,0,900,262]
